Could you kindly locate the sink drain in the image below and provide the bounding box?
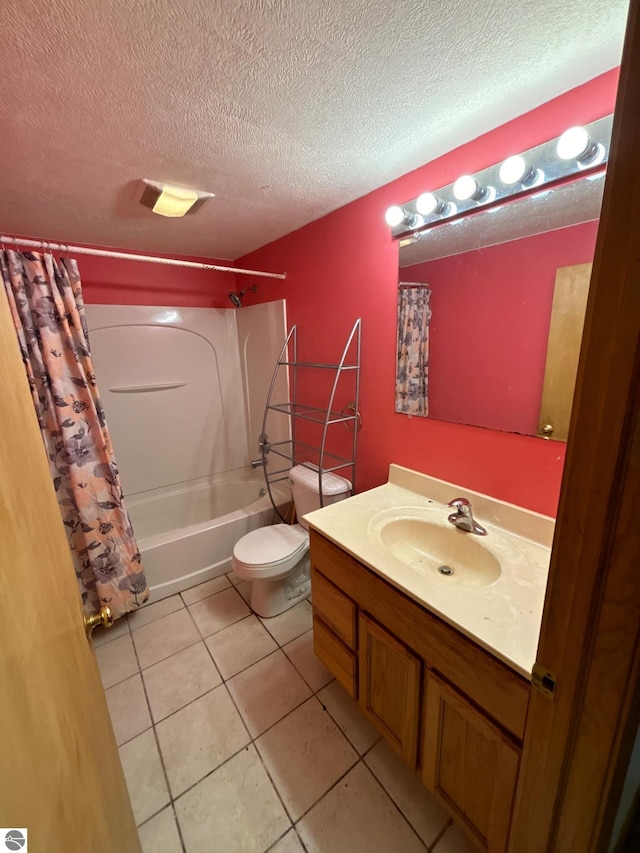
[438,565,454,576]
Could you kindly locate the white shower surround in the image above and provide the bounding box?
[85,301,290,601]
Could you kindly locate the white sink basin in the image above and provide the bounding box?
[372,513,502,587]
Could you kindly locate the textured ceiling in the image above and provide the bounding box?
[0,0,628,260]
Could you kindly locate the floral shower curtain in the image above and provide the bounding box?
[395,283,432,417]
[1,249,148,619]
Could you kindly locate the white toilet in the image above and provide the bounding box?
[232,465,352,618]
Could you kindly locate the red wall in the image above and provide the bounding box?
[407,220,599,434]
[237,69,619,517]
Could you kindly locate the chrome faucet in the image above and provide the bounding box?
[446,497,487,536]
[250,457,266,469]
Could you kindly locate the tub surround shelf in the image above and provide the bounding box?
[109,381,188,393]
[306,465,552,853]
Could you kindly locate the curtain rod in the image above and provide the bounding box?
[0,235,286,280]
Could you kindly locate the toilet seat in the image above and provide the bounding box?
[233,523,309,579]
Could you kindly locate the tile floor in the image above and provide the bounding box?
[95,572,476,853]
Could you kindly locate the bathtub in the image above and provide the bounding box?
[127,467,291,602]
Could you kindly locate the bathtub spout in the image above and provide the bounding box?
[251,457,266,468]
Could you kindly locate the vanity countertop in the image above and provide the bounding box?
[304,464,554,679]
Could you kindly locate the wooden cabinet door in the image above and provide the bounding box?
[423,672,520,853]
[358,612,421,767]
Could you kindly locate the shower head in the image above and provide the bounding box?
[228,285,257,307]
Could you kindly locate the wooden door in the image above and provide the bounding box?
[0,291,140,850]
[358,612,421,766]
[537,263,592,441]
[423,672,520,853]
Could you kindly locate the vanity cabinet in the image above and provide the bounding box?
[310,529,530,853]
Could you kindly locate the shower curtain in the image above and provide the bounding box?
[1,249,148,619]
[395,283,432,417]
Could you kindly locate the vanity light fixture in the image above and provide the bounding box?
[385,114,612,240]
[384,205,424,229]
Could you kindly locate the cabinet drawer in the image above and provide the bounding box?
[311,567,357,650]
[313,615,357,698]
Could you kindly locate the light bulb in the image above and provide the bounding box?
[500,156,527,185]
[416,192,445,215]
[557,126,593,161]
[385,205,405,227]
[453,175,487,201]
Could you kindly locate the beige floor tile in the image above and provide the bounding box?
[317,681,380,754]
[156,684,250,797]
[92,615,129,648]
[433,822,476,853]
[127,595,185,630]
[298,762,424,853]
[95,633,138,689]
[268,830,306,853]
[175,745,290,853]
[132,609,200,669]
[260,600,313,646]
[143,642,222,723]
[365,738,449,846]
[106,673,152,746]
[188,586,250,638]
[180,574,231,606]
[138,806,183,853]
[227,650,311,737]
[256,697,358,820]
[283,630,333,692]
[205,615,278,679]
[119,729,170,826]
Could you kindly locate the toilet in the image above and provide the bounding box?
[232,465,352,618]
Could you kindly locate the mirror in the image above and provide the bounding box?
[398,171,606,440]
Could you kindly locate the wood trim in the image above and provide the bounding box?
[310,530,530,739]
[510,1,640,849]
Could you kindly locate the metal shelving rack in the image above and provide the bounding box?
[260,318,361,521]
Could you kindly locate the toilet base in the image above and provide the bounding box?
[249,556,311,618]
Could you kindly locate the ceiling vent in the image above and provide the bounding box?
[137,179,215,217]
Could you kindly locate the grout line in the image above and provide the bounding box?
[429,819,453,851]
[127,626,188,853]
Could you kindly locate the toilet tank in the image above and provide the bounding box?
[289,465,351,530]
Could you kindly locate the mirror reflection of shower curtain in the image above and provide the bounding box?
[1,249,148,619]
[395,283,432,417]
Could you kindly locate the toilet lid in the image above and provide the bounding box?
[233,523,308,567]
